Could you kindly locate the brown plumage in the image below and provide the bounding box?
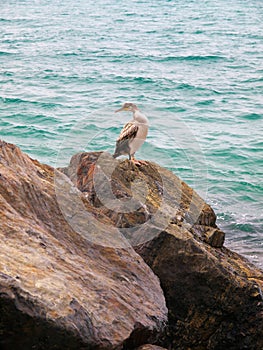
[113,103,148,162]
[113,122,139,159]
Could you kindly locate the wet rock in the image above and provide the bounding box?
[0,141,167,350]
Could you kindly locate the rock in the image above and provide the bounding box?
[136,228,263,350]
[136,345,167,350]
[0,141,167,350]
[1,145,263,350]
[65,151,263,350]
[60,151,221,248]
[193,225,225,248]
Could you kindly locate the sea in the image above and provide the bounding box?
[0,0,262,269]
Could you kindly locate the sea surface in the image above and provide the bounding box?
[1,0,262,268]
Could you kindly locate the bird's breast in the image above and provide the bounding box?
[128,122,148,155]
[136,122,148,140]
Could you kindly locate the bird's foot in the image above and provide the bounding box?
[130,159,148,167]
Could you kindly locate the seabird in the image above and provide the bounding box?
[113,102,148,165]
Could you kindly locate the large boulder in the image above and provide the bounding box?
[136,227,263,350]
[0,141,167,350]
[60,151,222,248]
[64,151,263,350]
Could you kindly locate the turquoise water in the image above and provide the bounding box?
[0,0,262,268]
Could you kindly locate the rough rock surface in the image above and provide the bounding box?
[0,141,167,350]
[136,230,263,350]
[60,151,222,248]
[1,144,263,350]
[136,345,167,350]
[62,151,263,350]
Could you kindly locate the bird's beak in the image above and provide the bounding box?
[115,107,124,113]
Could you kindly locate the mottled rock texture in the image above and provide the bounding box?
[137,345,167,350]
[60,151,222,248]
[65,151,263,350]
[0,141,167,350]
[1,144,262,350]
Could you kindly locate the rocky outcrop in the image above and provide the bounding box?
[0,141,167,350]
[137,345,167,350]
[60,151,223,248]
[62,151,263,350]
[1,143,262,350]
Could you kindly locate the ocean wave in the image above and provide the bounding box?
[158,55,226,62]
[239,113,262,120]
[176,83,220,94]
[0,97,63,109]
[0,51,14,56]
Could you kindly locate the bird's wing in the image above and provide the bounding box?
[113,122,139,157]
[117,122,138,142]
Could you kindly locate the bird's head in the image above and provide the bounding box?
[115,102,138,113]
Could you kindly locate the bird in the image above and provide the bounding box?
[113,102,148,165]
